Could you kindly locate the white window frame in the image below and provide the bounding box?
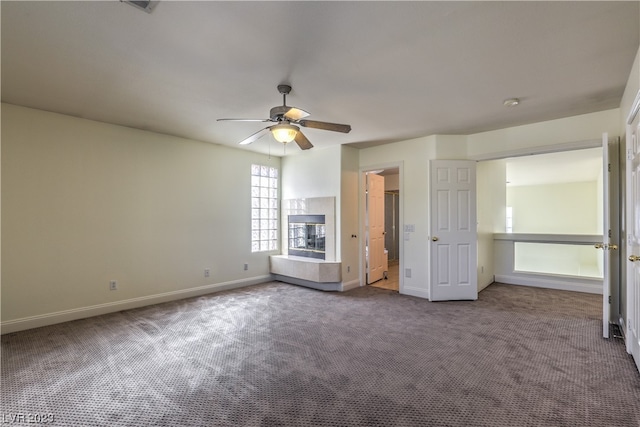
[251,164,279,252]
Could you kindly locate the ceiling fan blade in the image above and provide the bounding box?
[217,118,271,122]
[284,107,310,121]
[298,119,351,133]
[239,127,271,145]
[294,131,313,150]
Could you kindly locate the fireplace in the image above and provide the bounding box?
[288,214,326,260]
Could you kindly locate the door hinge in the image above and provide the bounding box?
[608,295,612,304]
[608,163,611,172]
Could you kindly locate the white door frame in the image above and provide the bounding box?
[625,90,640,368]
[596,133,617,338]
[359,162,404,293]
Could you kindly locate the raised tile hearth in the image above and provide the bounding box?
[270,255,341,291]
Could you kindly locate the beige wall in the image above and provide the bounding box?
[384,174,399,192]
[2,104,278,330]
[621,47,640,128]
[360,136,435,299]
[477,159,506,290]
[507,181,599,234]
[356,110,620,299]
[281,145,341,201]
[467,109,621,160]
[340,146,360,286]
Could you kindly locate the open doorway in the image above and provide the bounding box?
[479,139,621,343]
[502,147,605,283]
[478,146,607,293]
[366,168,401,291]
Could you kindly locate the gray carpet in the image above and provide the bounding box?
[2,282,639,426]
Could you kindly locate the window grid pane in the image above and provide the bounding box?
[251,164,278,252]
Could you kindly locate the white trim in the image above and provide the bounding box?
[470,139,602,161]
[493,233,601,245]
[495,274,602,294]
[1,275,273,334]
[627,90,640,125]
[618,316,627,342]
[341,279,361,292]
[403,285,430,299]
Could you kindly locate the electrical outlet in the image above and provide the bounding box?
[481,266,484,273]
[347,266,351,273]
[244,263,249,271]
[109,280,118,291]
[204,268,210,278]
[405,268,412,278]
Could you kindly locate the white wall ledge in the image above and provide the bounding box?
[495,274,602,295]
[494,233,601,244]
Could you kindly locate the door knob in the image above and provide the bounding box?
[594,243,604,249]
[629,255,640,262]
[609,244,618,250]
[432,237,439,242]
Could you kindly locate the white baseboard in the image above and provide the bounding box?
[494,274,602,294]
[341,279,361,292]
[1,275,273,335]
[402,285,430,300]
[618,316,627,342]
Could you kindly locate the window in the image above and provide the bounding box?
[251,164,278,252]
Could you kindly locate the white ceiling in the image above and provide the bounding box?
[2,1,639,155]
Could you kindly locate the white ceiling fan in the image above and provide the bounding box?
[217,85,351,150]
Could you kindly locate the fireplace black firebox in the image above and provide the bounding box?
[288,215,326,260]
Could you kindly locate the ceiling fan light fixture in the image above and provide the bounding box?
[271,124,298,143]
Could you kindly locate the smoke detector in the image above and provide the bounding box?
[121,0,156,13]
[503,98,520,107]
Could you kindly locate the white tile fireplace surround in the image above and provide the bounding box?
[270,197,342,291]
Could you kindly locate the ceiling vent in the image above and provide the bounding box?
[121,0,156,13]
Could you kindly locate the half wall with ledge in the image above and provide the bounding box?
[494,233,604,294]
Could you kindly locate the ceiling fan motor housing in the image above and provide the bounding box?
[270,105,290,121]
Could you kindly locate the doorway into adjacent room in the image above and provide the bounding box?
[365,167,401,292]
[479,141,620,341]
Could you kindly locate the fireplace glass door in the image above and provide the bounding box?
[288,215,326,259]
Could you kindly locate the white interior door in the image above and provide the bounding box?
[626,104,640,369]
[430,160,478,301]
[367,173,385,284]
[601,133,612,339]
